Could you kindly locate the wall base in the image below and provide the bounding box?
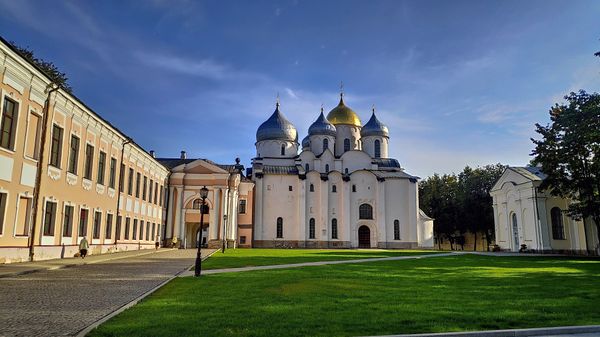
[0,243,157,264]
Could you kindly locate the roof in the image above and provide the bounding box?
[326,94,362,127]
[157,158,245,174]
[256,103,298,142]
[361,111,389,137]
[368,170,418,181]
[262,165,299,175]
[511,166,547,181]
[372,158,401,169]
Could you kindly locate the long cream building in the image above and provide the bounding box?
[0,37,170,263]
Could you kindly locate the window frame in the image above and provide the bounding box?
[359,203,374,220]
[331,218,338,239]
[394,219,400,240]
[84,144,94,180]
[49,124,63,168]
[0,95,19,151]
[309,218,315,239]
[42,200,57,236]
[68,135,80,174]
[62,204,74,237]
[551,207,566,240]
[97,151,106,185]
[276,217,283,238]
[109,157,117,189]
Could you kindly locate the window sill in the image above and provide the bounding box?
[48,165,62,180]
[0,147,16,155]
[66,172,78,186]
[82,178,92,191]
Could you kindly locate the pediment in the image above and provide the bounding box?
[173,159,228,174]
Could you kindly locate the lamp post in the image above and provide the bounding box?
[194,186,209,277]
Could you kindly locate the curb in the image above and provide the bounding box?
[364,325,600,337]
[0,248,177,279]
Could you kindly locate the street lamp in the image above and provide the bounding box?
[194,186,209,277]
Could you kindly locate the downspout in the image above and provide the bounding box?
[163,173,171,246]
[114,138,132,245]
[28,83,60,261]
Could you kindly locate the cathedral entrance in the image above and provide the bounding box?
[358,225,370,248]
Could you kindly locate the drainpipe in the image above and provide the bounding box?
[114,137,132,246]
[28,83,60,262]
[163,173,171,247]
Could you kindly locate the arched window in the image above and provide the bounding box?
[281,144,285,156]
[359,204,373,219]
[352,185,356,192]
[331,218,338,239]
[344,138,350,152]
[394,220,400,240]
[551,207,565,240]
[305,163,309,172]
[322,138,328,152]
[309,184,314,192]
[276,217,283,238]
[344,168,349,174]
[374,139,381,158]
[192,199,201,209]
[309,218,315,239]
[332,185,337,193]
[325,164,329,173]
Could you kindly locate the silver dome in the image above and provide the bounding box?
[256,103,298,143]
[301,135,310,148]
[308,110,337,137]
[361,110,389,137]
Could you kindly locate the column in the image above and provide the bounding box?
[376,181,386,246]
[166,186,175,238]
[209,188,219,241]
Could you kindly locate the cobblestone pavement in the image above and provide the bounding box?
[0,249,208,337]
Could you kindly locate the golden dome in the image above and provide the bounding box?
[326,94,362,127]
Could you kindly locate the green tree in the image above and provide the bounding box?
[10,41,73,93]
[419,173,460,249]
[532,90,600,249]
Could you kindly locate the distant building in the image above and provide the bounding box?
[0,37,169,263]
[251,95,434,248]
[490,166,598,254]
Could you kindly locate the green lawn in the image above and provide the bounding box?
[201,248,440,270]
[89,254,600,337]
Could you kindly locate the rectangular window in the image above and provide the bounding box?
[105,213,113,240]
[151,222,156,241]
[128,168,134,195]
[84,144,94,180]
[145,222,150,241]
[25,112,41,159]
[97,151,106,185]
[0,192,7,235]
[288,186,293,191]
[159,186,164,206]
[239,199,247,214]
[240,236,246,244]
[136,173,141,198]
[154,182,158,204]
[109,157,116,188]
[139,220,144,240]
[115,215,122,240]
[132,219,138,240]
[49,124,63,168]
[142,176,147,201]
[63,205,74,237]
[68,135,80,174]
[119,163,125,192]
[79,209,89,237]
[93,211,102,239]
[0,96,18,150]
[43,201,57,236]
[16,196,32,236]
[124,217,130,240]
[148,179,153,204]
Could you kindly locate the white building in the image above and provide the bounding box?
[490,166,598,253]
[251,94,433,249]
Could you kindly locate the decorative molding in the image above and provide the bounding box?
[108,188,115,198]
[82,178,92,191]
[96,184,105,194]
[66,172,78,185]
[48,166,61,180]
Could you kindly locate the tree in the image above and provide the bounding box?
[419,173,460,250]
[10,41,73,93]
[531,90,600,250]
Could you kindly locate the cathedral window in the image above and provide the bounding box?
[322,138,328,152]
[276,217,283,238]
[345,168,349,174]
[332,185,337,193]
[394,220,400,240]
[325,164,330,173]
[309,184,314,192]
[551,207,565,240]
[352,185,356,192]
[289,186,293,191]
[374,139,381,158]
[331,218,338,239]
[305,163,309,172]
[281,144,285,156]
[192,199,202,209]
[344,138,350,152]
[309,218,315,239]
[359,204,373,219]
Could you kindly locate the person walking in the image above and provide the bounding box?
[79,237,89,259]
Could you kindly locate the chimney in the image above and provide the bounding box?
[149,150,155,158]
[180,150,186,159]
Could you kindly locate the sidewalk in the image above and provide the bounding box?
[0,247,176,278]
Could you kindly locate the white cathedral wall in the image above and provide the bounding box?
[255,174,301,243]
[256,140,298,158]
[361,136,389,158]
[334,125,362,156]
[340,151,373,173]
[309,135,335,156]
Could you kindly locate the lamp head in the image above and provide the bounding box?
[199,186,209,199]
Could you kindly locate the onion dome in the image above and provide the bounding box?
[301,135,310,149]
[361,108,389,137]
[308,108,337,137]
[326,93,362,127]
[256,102,298,143]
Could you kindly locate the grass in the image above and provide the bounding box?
[201,248,440,270]
[89,254,600,337]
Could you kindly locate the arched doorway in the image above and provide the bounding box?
[511,213,519,251]
[195,225,208,248]
[358,225,370,248]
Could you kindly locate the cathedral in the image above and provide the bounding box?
[251,93,434,249]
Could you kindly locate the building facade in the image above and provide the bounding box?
[158,154,254,249]
[490,166,598,254]
[0,38,170,263]
[251,95,434,249]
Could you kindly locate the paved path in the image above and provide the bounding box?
[0,249,212,337]
[179,252,458,276]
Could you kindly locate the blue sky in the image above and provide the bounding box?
[1,0,599,177]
